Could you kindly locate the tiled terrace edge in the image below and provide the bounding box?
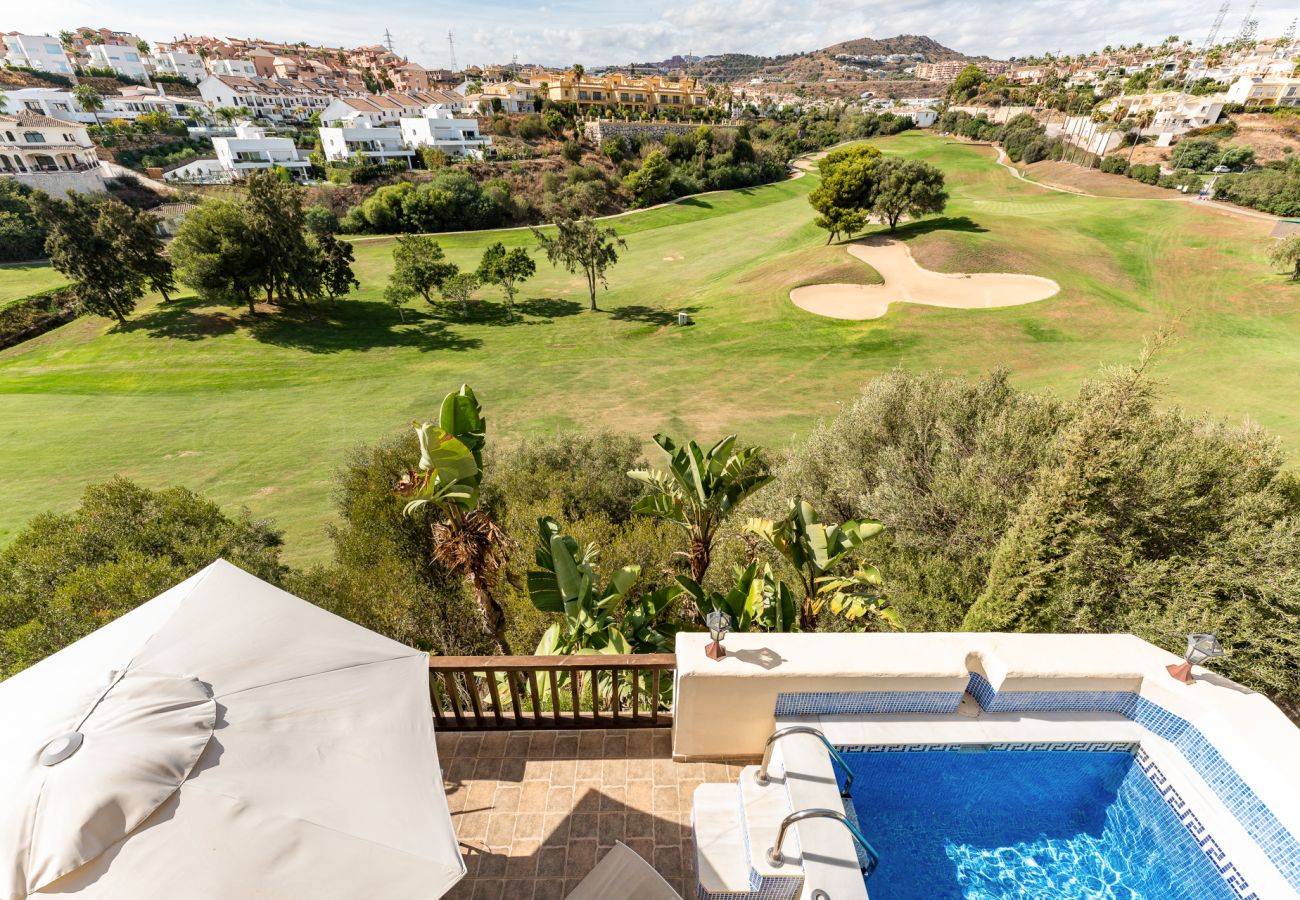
[673,632,1300,892]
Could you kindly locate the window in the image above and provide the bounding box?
[125,52,139,62]
[53,103,69,111]
[46,44,61,54]
[578,91,589,100]
[23,131,46,143]
[592,91,602,100]
[620,93,630,102]
[24,101,42,112]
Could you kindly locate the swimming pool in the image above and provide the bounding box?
[837,748,1236,900]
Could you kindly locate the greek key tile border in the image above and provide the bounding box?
[773,690,962,717]
[833,741,1138,753]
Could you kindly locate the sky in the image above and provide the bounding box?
[11,1,1297,68]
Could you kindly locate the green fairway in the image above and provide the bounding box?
[2,132,1296,563]
[0,263,66,308]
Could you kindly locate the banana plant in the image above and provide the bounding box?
[747,497,896,630]
[628,433,771,587]
[528,516,679,709]
[395,385,514,654]
[675,562,800,633]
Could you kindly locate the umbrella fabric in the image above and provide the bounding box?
[1,560,465,899]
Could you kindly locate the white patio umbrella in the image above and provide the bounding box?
[1,559,466,899]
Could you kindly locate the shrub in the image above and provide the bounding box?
[1099,156,1129,175]
[0,180,47,262]
[561,140,583,163]
[304,205,340,235]
[1128,163,1161,184]
[0,478,286,677]
[516,114,545,140]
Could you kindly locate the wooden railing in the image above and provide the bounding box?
[428,654,676,730]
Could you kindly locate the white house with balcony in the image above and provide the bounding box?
[208,58,258,78]
[0,87,199,125]
[0,113,105,193]
[85,43,149,80]
[211,123,310,180]
[1225,74,1300,108]
[2,33,75,76]
[399,107,490,159]
[473,81,537,114]
[198,74,337,123]
[318,123,413,166]
[149,50,206,83]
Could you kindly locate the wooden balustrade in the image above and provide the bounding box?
[428,654,676,730]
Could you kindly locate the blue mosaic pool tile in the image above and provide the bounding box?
[834,741,1137,753]
[773,690,961,717]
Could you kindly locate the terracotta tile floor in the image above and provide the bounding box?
[436,729,743,900]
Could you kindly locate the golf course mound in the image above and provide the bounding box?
[791,236,1060,320]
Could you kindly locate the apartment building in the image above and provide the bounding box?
[399,107,490,158]
[150,49,207,83]
[85,43,150,80]
[320,90,466,127]
[208,59,258,78]
[537,73,708,113]
[473,81,537,114]
[0,112,104,193]
[914,60,1010,81]
[212,123,310,178]
[318,123,413,165]
[1225,74,1300,108]
[1098,91,1227,138]
[2,33,76,76]
[198,74,362,122]
[0,87,195,124]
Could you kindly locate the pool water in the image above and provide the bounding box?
[837,749,1235,900]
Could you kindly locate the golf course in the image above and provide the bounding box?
[1,131,1296,563]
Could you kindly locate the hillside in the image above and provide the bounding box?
[688,34,993,85]
[823,35,965,59]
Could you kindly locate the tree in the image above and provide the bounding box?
[58,30,75,50]
[531,217,626,311]
[387,235,458,316]
[73,84,104,127]
[135,38,151,58]
[171,200,267,316]
[747,498,894,630]
[394,385,515,654]
[1268,235,1300,281]
[870,157,948,232]
[628,433,771,585]
[476,241,535,319]
[808,144,881,243]
[440,271,480,319]
[0,477,285,677]
[31,193,149,324]
[315,232,359,305]
[242,170,318,306]
[623,150,674,207]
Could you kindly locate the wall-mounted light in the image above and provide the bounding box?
[705,609,732,661]
[1166,633,1224,684]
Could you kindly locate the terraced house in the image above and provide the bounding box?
[537,73,708,114]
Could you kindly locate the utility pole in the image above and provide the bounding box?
[383,28,395,54]
[1231,0,1258,50]
[447,31,458,73]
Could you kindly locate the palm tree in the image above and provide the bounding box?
[571,63,585,80]
[628,433,771,586]
[1129,109,1155,164]
[395,385,515,654]
[73,84,104,127]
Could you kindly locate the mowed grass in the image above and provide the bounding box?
[0,263,66,308]
[1,132,1296,563]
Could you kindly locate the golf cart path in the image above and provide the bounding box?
[791,235,1060,320]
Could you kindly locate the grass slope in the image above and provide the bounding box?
[0,263,66,308]
[1,133,1295,563]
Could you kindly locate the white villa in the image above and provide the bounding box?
[319,90,469,128]
[0,87,197,125]
[208,58,257,78]
[318,123,413,166]
[0,112,104,193]
[84,43,149,80]
[198,74,348,123]
[211,123,310,180]
[400,107,491,159]
[2,33,75,76]
[1096,91,1229,145]
[472,80,538,114]
[149,49,206,83]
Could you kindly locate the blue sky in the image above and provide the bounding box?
[12,1,1296,67]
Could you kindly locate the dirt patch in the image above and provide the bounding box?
[1024,162,1174,199]
[790,236,1059,320]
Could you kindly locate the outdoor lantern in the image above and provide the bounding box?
[705,609,732,661]
[1166,632,1224,684]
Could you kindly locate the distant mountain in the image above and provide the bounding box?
[822,34,966,60]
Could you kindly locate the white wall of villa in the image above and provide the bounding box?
[212,124,309,179]
[149,49,206,83]
[85,43,149,80]
[399,107,490,158]
[2,33,75,76]
[0,87,196,124]
[318,124,413,164]
[0,113,104,193]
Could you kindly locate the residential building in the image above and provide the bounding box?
[536,72,708,114]
[895,106,938,128]
[473,81,537,114]
[212,123,310,179]
[0,86,195,124]
[1225,74,1300,108]
[390,62,431,93]
[1100,91,1227,137]
[208,58,258,77]
[400,107,490,158]
[318,123,413,166]
[2,33,76,76]
[150,49,206,83]
[85,43,150,80]
[915,60,1009,81]
[198,74,358,122]
[319,90,465,127]
[66,27,142,52]
[0,112,105,193]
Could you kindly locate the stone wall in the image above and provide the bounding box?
[9,169,107,194]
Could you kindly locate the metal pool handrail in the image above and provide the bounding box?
[766,808,882,877]
[754,725,854,797]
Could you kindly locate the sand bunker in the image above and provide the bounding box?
[790,236,1060,320]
